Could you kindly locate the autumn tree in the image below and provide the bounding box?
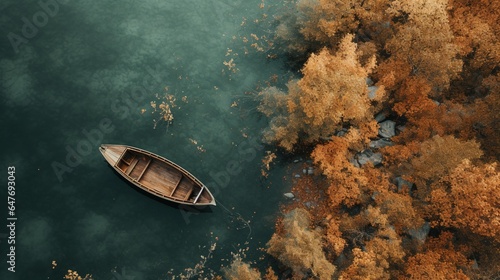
[430,160,500,241]
[340,206,406,279]
[258,82,302,151]
[276,0,392,52]
[325,217,346,257]
[223,255,261,280]
[298,35,380,126]
[259,34,382,151]
[449,0,500,76]
[381,75,477,146]
[295,0,360,46]
[311,126,378,208]
[381,0,462,91]
[372,190,424,234]
[410,135,483,198]
[466,74,500,160]
[401,232,471,280]
[267,208,336,279]
[263,0,499,279]
[264,267,278,280]
[392,77,440,139]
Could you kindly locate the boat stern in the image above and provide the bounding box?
[204,198,217,206]
[204,187,217,206]
[99,144,127,166]
[99,144,107,153]
[191,184,217,206]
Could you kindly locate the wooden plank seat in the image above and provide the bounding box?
[136,158,152,181]
[125,158,139,175]
[193,186,205,204]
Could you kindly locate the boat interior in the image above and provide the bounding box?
[115,149,211,204]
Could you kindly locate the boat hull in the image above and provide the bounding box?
[100,144,216,206]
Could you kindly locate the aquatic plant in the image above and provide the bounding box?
[64,270,93,280]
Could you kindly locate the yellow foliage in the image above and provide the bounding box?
[291,0,392,49]
[341,248,388,280]
[223,256,261,280]
[341,206,406,279]
[267,208,335,279]
[298,35,376,127]
[411,135,483,186]
[373,190,424,233]
[259,34,379,151]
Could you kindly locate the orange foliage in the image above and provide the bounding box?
[340,248,389,280]
[311,130,368,207]
[286,0,392,50]
[401,232,471,279]
[393,77,436,118]
[263,267,278,280]
[263,0,499,278]
[325,217,346,256]
[378,75,472,145]
[384,0,462,90]
[449,0,500,74]
[375,59,412,92]
[430,160,500,240]
[380,141,419,168]
[466,74,500,160]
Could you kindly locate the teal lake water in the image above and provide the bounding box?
[0,1,294,279]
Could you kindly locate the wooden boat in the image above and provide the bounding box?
[99,144,216,206]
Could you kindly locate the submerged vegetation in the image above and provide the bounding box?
[256,0,500,278]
